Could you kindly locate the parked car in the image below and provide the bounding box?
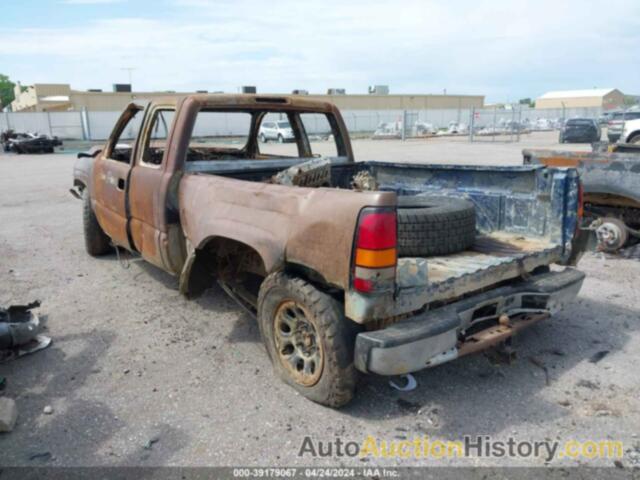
[72,95,585,407]
[620,117,640,144]
[258,120,295,143]
[559,118,600,143]
[607,110,640,143]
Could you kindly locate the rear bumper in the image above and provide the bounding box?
[354,268,585,375]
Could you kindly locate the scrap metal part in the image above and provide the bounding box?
[350,170,378,191]
[0,301,51,359]
[271,158,331,187]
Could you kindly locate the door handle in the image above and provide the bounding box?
[117,178,126,190]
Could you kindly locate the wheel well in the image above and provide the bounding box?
[74,179,86,191]
[182,237,342,303]
[627,131,640,143]
[283,263,343,301]
[182,237,267,298]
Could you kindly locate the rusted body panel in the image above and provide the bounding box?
[179,175,394,288]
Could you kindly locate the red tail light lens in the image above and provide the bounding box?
[352,208,397,293]
[356,211,397,249]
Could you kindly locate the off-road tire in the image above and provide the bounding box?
[397,195,476,256]
[257,272,361,408]
[82,189,111,256]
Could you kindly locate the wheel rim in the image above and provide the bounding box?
[273,300,323,386]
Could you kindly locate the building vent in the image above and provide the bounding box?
[113,84,132,93]
[87,89,103,92]
[327,88,346,95]
[240,86,257,94]
[368,85,389,95]
[292,89,309,95]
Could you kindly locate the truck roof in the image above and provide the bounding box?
[136,94,339,113]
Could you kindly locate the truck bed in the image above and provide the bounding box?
[345,160,580,319]
[397,232,560,302]
[184,157,580,319]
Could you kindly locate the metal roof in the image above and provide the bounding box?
[538,89,617,100]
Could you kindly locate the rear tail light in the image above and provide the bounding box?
[352,208,397,293]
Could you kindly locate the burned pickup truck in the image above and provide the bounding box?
[72,95,585,406]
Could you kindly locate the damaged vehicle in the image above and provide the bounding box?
[524,146,640,253]
[72,95,586,407]
[1,129,62,154]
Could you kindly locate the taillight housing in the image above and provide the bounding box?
[352,207,397,293]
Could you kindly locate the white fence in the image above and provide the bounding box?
[0,105,604,142]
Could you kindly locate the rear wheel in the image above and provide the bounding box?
[596,217,628,252]
[257,272,361,407]
[82,189,111,256]
[629,134,640,145]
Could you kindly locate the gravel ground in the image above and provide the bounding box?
[0,133,638,469]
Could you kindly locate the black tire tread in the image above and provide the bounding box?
[82,189,111,256]
[397,195,476,256]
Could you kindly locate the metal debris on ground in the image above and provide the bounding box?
[0,301,51,362]
[144,436,160,450]
[389,373,417,392]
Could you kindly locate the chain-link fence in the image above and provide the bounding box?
[468,105,604,143]
[1,105,605,143]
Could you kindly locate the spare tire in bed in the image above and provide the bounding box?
[397,195,476,257]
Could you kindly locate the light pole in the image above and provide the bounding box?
[120,67,136,88]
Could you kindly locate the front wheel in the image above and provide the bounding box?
[260,133,267,143]
[82,189,111,256]
[257,272,361,407]
[277,134,284,143]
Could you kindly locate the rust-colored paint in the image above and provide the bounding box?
[457,312,548,357]
[178,174,395,288]
[91,103,144,249]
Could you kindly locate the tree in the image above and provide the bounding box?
[0,74,21,110]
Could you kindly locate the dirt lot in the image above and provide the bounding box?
[0,132,639,468]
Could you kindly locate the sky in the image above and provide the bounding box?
[1,0,639,103]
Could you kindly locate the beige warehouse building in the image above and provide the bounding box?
[10,83,484,112]
[536,88,624,110]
